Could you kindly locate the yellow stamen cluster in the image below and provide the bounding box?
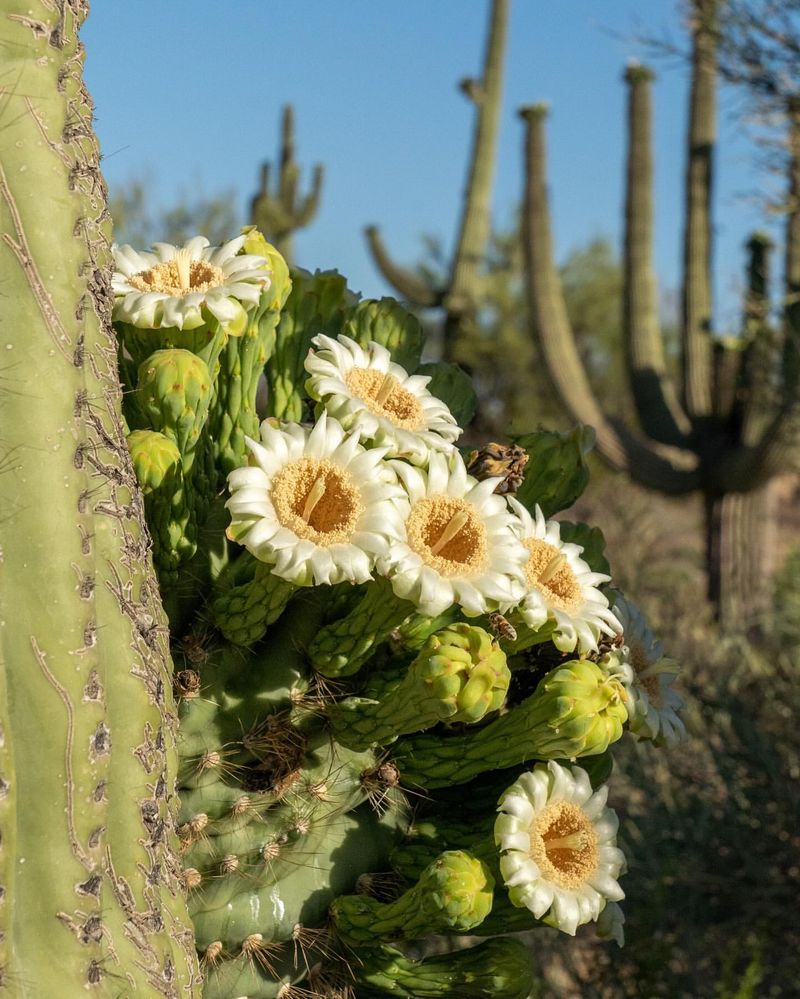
[345,367,426,430]
[128,255,225,296]
[530,801,599,889]
[524,538,582,613]
[407,497,488,577]
[271,458,362,546]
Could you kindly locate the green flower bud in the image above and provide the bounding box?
[127,428,181,494]
[344,296,424,372]
[136,349,213,475]
[241,225,292,311]
[331,850,494,944]
[127,429,195,582]
[330,624,510,750]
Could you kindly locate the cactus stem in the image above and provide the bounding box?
[430,509,471,555]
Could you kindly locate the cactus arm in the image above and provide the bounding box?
[0,2,199,992]
[783,97,800,398]
[363,225,442,307]
[623,64,692,445]
[681,0,717,419]
[249,105,323,265]
[445,0,508,308]
[740,233,778,444]
[519,103,701,494]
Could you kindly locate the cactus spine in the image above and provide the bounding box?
[0,1,200,993]
[520,0,800,629]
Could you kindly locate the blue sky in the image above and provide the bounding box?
[83,1,776,330]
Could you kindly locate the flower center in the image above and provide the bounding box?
[406,496,488,577]
[524,538,582,613]
[271,458,362,546]
[629,643,661,704]
[128,250,226,296]
[345,368,426,431]
[530,800,598,889]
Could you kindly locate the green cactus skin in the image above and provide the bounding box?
[136,349,214,477]
[329,624,510,750]
[0,2,200,993]
[212,560,296,646]
[356,938,535,999]
[205,297,278,481]
[308,578,415,677]
[331,851,495,944]
[344,297,425,373]
[512,426,595,518]
[395,659,628,788]
[267,268,351,421]
[128,429,197,584]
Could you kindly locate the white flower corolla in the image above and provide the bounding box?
[379,451,528,618]
[304,333,461,463]
[112,234,271,332]
[612,593,686,746]
[507,498,620,654]
[494,761,626,936]
[225,413,408,587]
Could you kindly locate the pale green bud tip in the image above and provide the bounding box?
[535,659,628,758]
[416,623,510,723]
[240,225,291,310]
[423,851,495,930]
[127,430,181,493]
[137,349,212,400]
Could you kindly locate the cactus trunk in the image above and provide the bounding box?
[0,2,200,994]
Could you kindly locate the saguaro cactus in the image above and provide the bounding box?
[364,0,508,360]
[3,4,686,996]
[250,105,324,266]
[0,1,200,993]
[520,0,800,628]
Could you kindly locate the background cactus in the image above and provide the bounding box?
[3,4,687,997]
[519,0,800,631]
[250,105,324,267]
[0,1,199,993]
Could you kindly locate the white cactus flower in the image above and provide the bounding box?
[495,761,626,936]
[225,413,408,587]
[379,450,528,618]
[112,234,270,331]
[508,498,620,654]
[304,333,461,463]
[612,593,686,745]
